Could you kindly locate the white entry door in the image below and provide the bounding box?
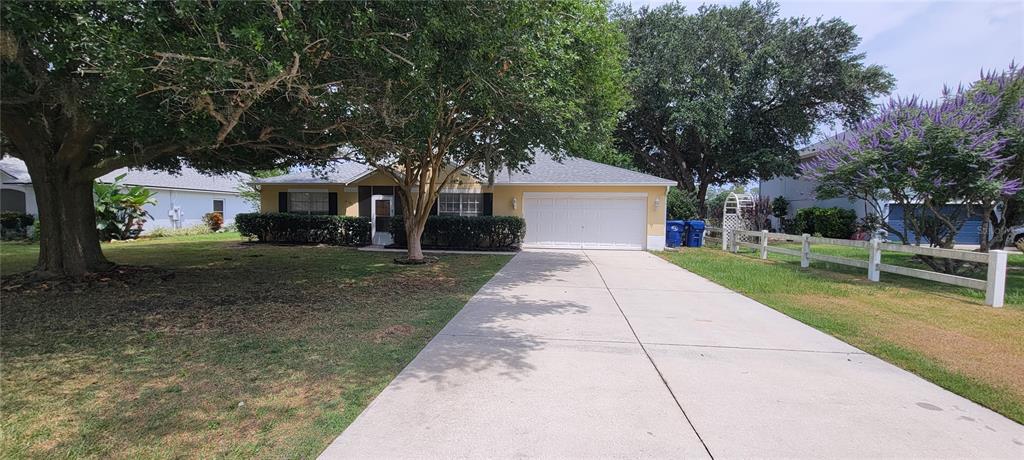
[371,195,394,245]
[523,192,647,250]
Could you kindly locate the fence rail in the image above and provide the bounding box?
[710,228,1009,307]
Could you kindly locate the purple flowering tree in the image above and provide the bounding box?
[803,66,1023,272]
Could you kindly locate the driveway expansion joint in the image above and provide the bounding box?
[583,250,716,459]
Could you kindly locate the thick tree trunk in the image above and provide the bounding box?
[28,162,112,278]
[404,214,427,261]
[696,181,711,218]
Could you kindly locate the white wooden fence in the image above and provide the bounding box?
[704,227,1009,307]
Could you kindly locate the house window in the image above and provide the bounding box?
[213,199,224,215]
[288,192,329,215]
[438,193,482,216]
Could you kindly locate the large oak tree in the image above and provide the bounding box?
[1,0,625,273]
[1,1,373,277]
[613,0,895,213]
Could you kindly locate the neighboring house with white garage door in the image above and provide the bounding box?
[255,152,675,250]
[0,156,252,232]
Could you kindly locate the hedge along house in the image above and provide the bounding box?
[255,153,675,250]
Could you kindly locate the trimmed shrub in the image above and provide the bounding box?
[389,215,525,251]
[0,212,35,240]
[789,207,857,239]
[235,213,371,246]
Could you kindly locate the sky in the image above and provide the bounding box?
[627,0,1024,139]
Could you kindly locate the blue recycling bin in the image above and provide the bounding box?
[684,220,705,247]
[665,220,686,248]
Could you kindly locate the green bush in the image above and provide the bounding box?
[0,212,34,230]
[235,213,370,246]
[0,212,35,240]
[789,207,857,239]
[389,215,525,250]
[666,188,699,220]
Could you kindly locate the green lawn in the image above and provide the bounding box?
[1,233,511,458]
[660,246,1024,424]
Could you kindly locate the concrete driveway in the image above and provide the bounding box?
[321,250,1024,459]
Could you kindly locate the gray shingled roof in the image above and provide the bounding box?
[492,152,674,185]
[799,132,852,159]
[252,152,674,186]
[253,161,372,185]
[0,156,249,193]
[98,167,250,193]
[0,156,31,183]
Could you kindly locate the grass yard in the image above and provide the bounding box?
[660,246,1024,424]
[0,233,511,458]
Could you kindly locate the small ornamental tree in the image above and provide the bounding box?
[341,1,626,262]
[803,66,1023,271]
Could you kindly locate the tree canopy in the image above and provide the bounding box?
[334,1,627,260]
[612,0,894,212]
[0,0,627,272]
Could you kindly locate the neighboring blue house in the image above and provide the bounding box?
[758,137,984,244]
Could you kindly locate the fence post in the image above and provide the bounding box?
[867,238,881,282]
[985,250,1008,307]
[730,229,739,253]
[800,233,810,268]
[760,230,769,259]
[721,228,729,251]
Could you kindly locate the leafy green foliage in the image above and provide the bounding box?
[788,207,857,238]
[666,188,699,220]
[93,174,157,241]
[235,213,370,246]
[389,216,526,251]
[0,212,34,240]
[0,212,34,230]
[771,197,790,219]
[337,1,626,259]
[613,1,894,210]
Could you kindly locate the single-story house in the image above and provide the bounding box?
[254,153,674,250]
[0,156,252,232]
[758,137,983,244]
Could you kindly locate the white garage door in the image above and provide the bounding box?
[523,192,647,250]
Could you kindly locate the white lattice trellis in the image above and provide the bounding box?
[722,192,755,250]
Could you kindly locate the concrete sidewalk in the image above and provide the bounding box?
[320,249,1024,459]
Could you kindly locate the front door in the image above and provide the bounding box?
[371,195,395,245]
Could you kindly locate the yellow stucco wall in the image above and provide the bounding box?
[258,179,668,238]
[259,184,352,214]
[490,185,667,237]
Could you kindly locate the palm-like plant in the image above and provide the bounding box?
[94,174,157,241]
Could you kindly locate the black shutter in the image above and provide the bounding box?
[392,187,403,216]
[278,192,288,213]
[482,193,493,216]
[358,186,371,217]
[328,192,338,215]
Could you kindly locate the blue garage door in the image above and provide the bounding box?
[887,204,981,244]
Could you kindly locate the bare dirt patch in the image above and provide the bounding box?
[369,324,416,343]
